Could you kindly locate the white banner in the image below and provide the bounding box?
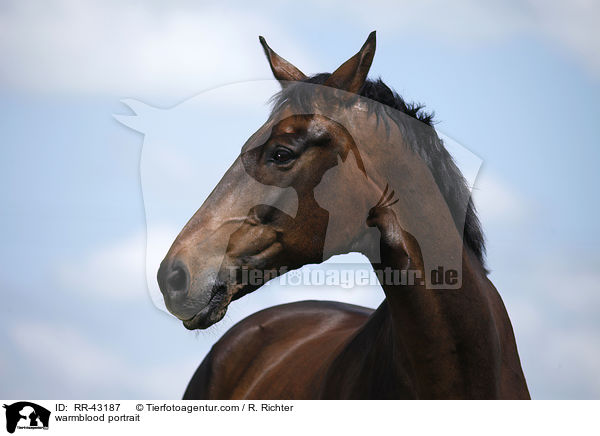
[1,400,597,436]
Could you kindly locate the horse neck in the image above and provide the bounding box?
[325,109,528,397]
[371,242,509,398]
[352,177,529,398]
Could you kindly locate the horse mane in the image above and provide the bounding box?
[270,74,487,269]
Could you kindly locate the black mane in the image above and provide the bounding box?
[270,74,487,268]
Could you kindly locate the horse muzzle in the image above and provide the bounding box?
[157,219,286,329]
[157,247,233,329]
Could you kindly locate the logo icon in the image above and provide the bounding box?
[3,402,50,434]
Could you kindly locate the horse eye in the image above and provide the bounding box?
[271,147,295,164]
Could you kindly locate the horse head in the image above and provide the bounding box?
[158,31,474,329]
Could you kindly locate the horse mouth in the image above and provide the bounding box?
[179,242,285,329]
[180,271,264,330]
[182,284,229,330]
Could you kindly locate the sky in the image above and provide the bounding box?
[0,0,599,399]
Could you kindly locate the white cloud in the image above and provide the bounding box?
[516,312,600,398]
[472,171,526,224]
[56,225,177,303]
[549,329,600,394]
[0,0,315,97]
[1,0,597,98]
[9,320,201,397]
[492,251,600,398]
[529,0,600,76]
[325,0,600,76]
[57,230,147,300]
[518,253,600,321]
[10,321,124,386]
[543,267,600,315]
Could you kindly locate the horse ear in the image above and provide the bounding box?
[259,36,307,84]
[325,31,376,94]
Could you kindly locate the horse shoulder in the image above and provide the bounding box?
[183,300,372,399]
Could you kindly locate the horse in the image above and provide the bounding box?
[157,31,530,399]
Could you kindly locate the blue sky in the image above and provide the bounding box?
[0,0,599,399]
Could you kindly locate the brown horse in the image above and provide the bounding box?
[157,32,530,399]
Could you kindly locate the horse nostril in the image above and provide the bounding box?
[167,266,188,293]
